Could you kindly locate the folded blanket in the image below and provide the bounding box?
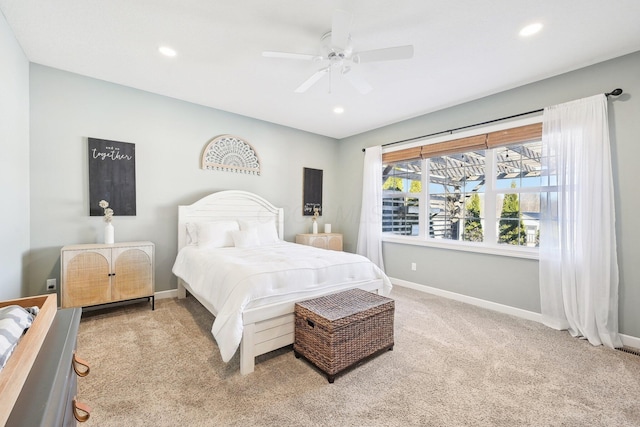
[0,305,36,370]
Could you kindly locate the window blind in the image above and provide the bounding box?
[486,123,542,148]
[382,122,542,163]
[419,134,487,158]
[381,146,421,163]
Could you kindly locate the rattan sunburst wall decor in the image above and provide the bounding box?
[201,134,261,175]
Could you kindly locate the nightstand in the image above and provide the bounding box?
[61,241,155,309]
[295,233,343,251]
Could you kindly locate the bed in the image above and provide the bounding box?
[172,190,392,374]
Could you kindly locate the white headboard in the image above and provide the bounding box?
[177,190,284,251]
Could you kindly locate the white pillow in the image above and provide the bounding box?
[195,221,239,248]
[231,228,260,248]
[238,219,279,245]
[185,222,198,245]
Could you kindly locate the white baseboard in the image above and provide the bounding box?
[391,277,640,349]
[391,278,543,323]
[155,289,178,300]
[620,333,640,350]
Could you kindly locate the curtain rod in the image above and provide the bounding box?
[362,88,623,152]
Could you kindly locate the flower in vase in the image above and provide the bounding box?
[99,200,114,223]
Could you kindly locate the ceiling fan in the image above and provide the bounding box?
[262,10,414,94]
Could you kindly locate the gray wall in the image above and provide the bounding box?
[0,13,30,300]
[338,51,640,339]
[28,64,339,296]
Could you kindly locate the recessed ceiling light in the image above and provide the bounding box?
[519,23,543,37]
[333,106,345,114]
[158,46,177,57]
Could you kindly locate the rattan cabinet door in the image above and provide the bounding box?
[111,245,153,301]
[309,236,328,249]
[62,249,111,308]
[327,234,343,251]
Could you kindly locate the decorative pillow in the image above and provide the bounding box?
[195,221,240,248]
[231,228,260,248]
[238,219,279,246]
[0,305,35,370]
[185,222,198,245]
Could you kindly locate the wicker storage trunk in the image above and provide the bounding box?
[293,288,394,383]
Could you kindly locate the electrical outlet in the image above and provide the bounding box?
[411,262,417,271]
[46,278,56,291]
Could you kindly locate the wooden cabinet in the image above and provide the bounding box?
[295,233,343,251]
[7,308,90,426]
[61,241,154,309]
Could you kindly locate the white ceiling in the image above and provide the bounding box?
[2,1,640,139]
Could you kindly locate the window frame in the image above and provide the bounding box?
[381,116,543,260]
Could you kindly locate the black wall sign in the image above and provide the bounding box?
[303,167,323,216]
[88,138,136,216]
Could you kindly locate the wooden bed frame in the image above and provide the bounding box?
[176,190,385,374]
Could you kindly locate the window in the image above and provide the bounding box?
[381,120,547,255]
[382,159,421,235]
[427,150,486,241]
[494,141,542,247]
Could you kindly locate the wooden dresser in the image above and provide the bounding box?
[61,241,155,309]
[295,233,343,251]
[7,308,90,426]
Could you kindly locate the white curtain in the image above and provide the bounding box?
[357,146,385,270]
[539,94,622,348]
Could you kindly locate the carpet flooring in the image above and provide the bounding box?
[77,286,640,426]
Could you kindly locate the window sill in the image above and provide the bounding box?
[382,235,539,260]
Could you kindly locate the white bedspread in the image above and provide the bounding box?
[172,242,392,362]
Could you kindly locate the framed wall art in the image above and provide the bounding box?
[303,167,323,216]
[88,137,136,216]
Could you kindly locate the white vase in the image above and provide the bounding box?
[105,222,115,244]
[312,220,318,234]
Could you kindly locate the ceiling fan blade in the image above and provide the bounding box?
[294,67,329,93]
[353,45,414,63]
[343,69,372,95]
[262,51,318,61]
[331,9,352,51]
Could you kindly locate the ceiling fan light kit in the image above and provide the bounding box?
[263,10,414,95]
